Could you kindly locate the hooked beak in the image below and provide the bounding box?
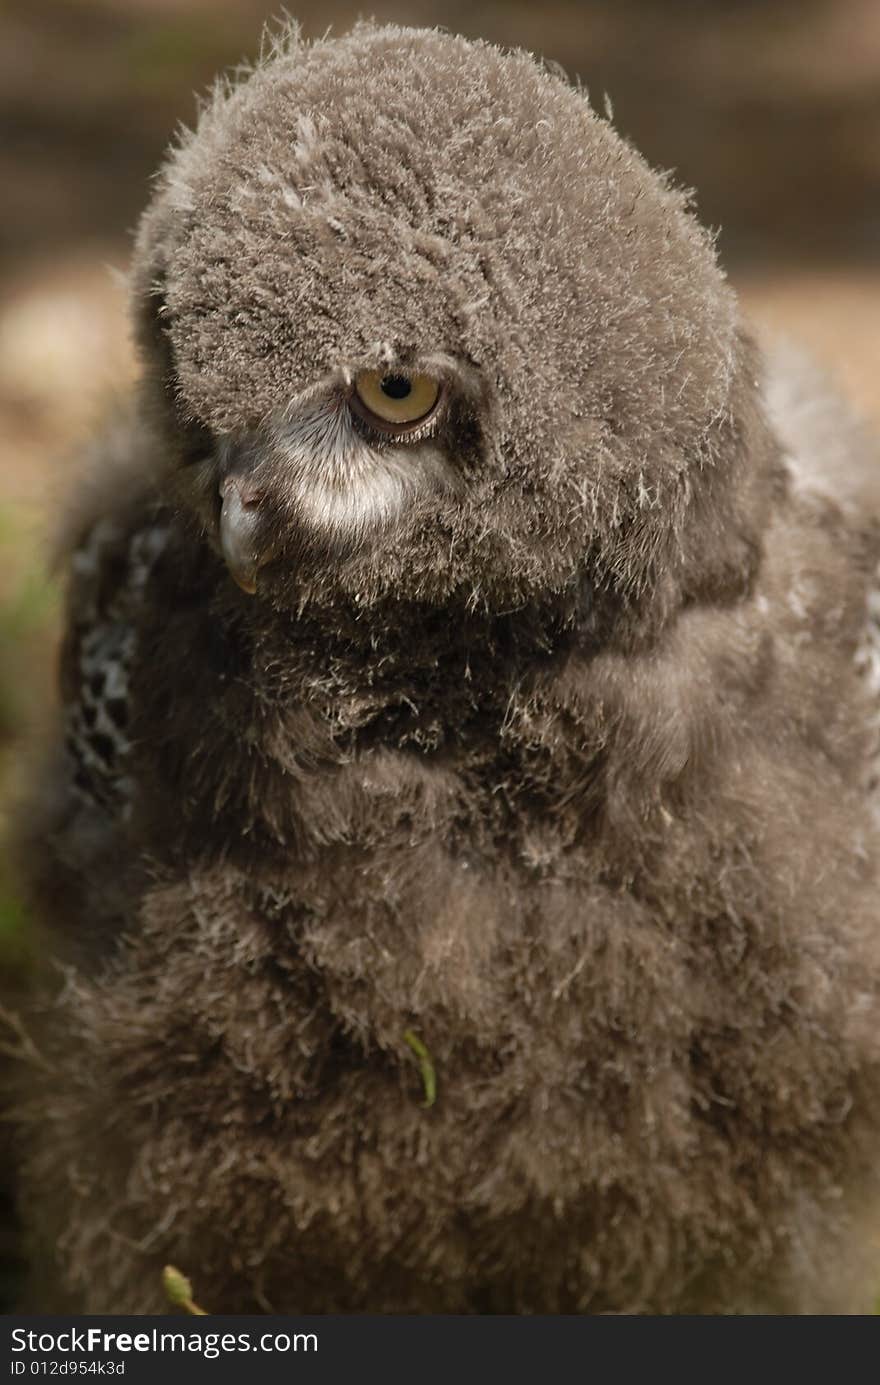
[219,476,269,594]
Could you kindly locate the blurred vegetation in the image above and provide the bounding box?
[0,504,58,980]
[0,501,58,1311]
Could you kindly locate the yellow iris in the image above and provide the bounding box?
[352,371,441,429]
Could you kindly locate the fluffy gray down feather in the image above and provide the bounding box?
[14,23,880,1314]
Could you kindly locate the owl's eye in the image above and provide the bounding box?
[350,371,441,432]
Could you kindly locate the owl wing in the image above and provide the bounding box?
[16,482,172,960]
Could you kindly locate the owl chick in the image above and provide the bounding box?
[15,23,880,1314]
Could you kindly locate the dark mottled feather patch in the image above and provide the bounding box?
[64,518,169,814]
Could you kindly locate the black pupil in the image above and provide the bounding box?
[380,375,411,400]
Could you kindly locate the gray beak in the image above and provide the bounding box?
[219,477,266,595]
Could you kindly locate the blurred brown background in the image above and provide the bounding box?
[0,0,878,1306]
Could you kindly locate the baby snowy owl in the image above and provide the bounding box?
[15,23,880,1314]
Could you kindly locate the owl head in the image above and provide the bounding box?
[132,23,774,635]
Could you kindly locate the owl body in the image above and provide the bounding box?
[17,25,880,1313]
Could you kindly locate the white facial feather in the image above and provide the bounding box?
[266,393,458,541]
